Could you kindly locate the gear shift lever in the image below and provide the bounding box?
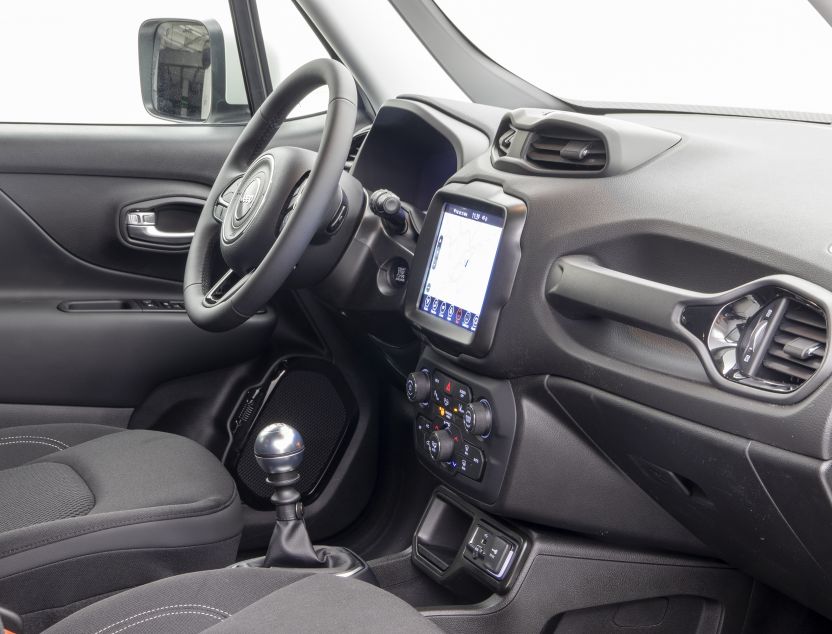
[255,423,326,568]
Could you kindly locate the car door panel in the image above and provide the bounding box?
[0,174,207,280]
[0,119,330,414]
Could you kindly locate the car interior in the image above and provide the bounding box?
[2,0,832,632]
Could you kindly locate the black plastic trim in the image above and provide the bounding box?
[230,0,273,112]
[412,486,528,594]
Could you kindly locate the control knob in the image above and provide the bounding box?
[427,428,455,462]
[463,400,492,437]
[406,370,431,403]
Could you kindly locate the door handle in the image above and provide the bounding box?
[119,196,204,252]
[126,211,194,246]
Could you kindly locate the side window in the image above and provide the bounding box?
[0,0,246,124]
[0,1,332,125]
[257,2,333,118]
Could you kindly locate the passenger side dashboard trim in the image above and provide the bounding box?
[547,255,832,403]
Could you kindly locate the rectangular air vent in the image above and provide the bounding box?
[762,302,827,386]
[345,128,369,170]
[525,131,606,171]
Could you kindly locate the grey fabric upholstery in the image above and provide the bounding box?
[0,424,242,632]
[44,568,443,634]
[0,463,93,533]
[0,423,121,467]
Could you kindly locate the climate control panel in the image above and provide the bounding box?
[407,368,492,482]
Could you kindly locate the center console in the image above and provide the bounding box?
[402,181,526,503]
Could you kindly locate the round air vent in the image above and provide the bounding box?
[700,291,827,393]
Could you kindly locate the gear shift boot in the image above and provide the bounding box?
[253,422,345,569]
[263,517,325,568]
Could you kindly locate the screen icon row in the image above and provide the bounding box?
[420,294,479,332]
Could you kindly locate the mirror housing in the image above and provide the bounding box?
[138,18,247,123]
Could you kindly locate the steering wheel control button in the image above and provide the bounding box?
[463,400,492,437]
[213,202,228,222]
[406,370,431,403]
[219,177,243,206]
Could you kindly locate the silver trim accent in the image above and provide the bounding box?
[254,423,305,474]
[221,368,287,464]
[126,211,194,246]
[203,269,250,307]
[335,565,365,578]
[488,545,516,580]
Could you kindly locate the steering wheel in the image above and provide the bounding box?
[184,59,357,331]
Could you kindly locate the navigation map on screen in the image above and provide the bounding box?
[418,203,503,332]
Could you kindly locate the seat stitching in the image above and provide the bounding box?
[91,604,231,634]
[0,435,70,448]
[0,440,65,451]
[99,610,225,634]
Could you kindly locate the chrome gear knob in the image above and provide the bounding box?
[254,423,305,475]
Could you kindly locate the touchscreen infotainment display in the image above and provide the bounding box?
[418,203,503,332]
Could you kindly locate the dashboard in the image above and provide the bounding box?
[320,96,832,619]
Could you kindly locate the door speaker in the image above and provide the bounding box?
[226,359,357,509]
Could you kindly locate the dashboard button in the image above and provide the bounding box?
[434,370,454,396]
[466,525,491,560]
[443,457,459,474]
[458,443,485,480]
[483,535,513,577]
[455,384,472,403]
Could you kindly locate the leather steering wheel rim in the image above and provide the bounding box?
[184,59,357,332]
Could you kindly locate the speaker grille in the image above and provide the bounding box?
[234,369,349,506]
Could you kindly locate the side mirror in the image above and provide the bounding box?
[138,19,245,122]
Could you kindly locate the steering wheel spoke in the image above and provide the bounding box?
[204,269,251,306]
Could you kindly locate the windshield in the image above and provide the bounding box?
[433,0,832,117]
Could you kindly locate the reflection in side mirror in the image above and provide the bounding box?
[152,22,211,120]
[139,18,246,123]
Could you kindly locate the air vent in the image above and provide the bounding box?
[495,128,515,157]
[345,128,369,171]
[700,293,828,394]
[762,301,827,387]
[525,131,607,171]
